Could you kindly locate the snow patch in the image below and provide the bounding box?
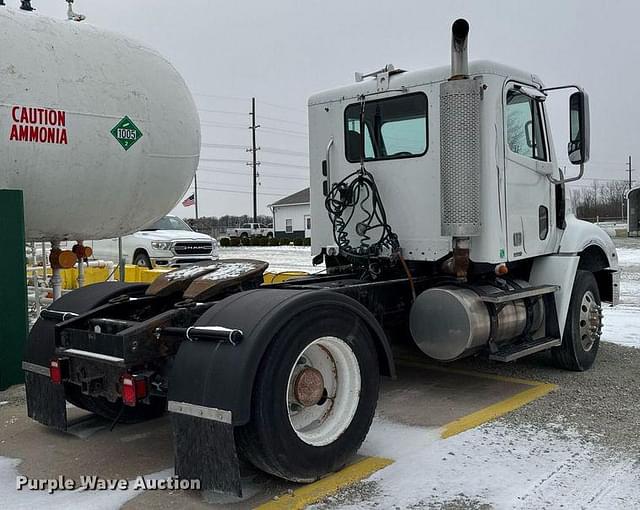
[312,419,640,509]
[0,456,174,510]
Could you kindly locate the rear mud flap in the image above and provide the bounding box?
[24,370,67,431]
[171,407,242,496]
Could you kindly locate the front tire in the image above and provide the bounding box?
[552,270,603,371]
[133,251,152,269]
[236,307,379,482]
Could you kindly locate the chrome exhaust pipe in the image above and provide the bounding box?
[440,18,481,280]
[450,18,469,78]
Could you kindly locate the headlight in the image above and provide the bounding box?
[151,241,172,251]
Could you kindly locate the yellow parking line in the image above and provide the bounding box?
[395,356,558,438]
[440,382,557,438]
[256,456,393,510]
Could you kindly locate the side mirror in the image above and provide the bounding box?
[568,91,590,164]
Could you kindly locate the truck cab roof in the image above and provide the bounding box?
[309,60,543,107]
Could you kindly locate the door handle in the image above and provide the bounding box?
[322,137,334,196]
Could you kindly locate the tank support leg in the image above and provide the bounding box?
[50,241,62,301]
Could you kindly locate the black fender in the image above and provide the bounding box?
[168,288,395,426]
[23,282,148,430]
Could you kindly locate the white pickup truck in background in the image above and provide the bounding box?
[91,215,219,268]
[225,222,273,238]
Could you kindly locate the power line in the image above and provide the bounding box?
[198,167,308,180]
[201,142,308,158]
[261,147,308,157]
[260,126,308,137]
[199,157,309,171]
[201,142,248,150]
[190,185,288,198]
[197,107,247,117]
[256,114,307,128]
[200,120,248,130]
[259,99,307,114]
[193,92,248,102]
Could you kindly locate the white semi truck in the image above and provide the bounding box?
[20,17,618,496]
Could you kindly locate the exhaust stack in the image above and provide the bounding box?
[440,18,482,279]
[450,18,469,78]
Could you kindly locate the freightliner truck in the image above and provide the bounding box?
[23,19,618,495]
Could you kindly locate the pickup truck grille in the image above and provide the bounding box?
[173,242,212,255]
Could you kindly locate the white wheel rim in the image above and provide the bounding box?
[286,336,361,447]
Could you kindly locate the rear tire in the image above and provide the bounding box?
[240,232,249,239]
[236,307,379,482]
[552,270,602,371]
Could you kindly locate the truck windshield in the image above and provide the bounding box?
[142,216,192,231]
[344,92,428,162]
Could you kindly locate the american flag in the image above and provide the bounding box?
[182,193,195,207]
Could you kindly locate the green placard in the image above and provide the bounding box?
[111,116,143,151]
[0,190,27,390]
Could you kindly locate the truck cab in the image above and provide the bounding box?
[309,60,615,272]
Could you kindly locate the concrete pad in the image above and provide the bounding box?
[378,360,535,429]
[0,357,552,508]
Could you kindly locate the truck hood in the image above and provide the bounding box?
[134,230,214,242]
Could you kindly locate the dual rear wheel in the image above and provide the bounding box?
[237,307,379,482]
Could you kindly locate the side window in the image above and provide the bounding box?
[506,89,547,161]
[285,219,293,233]
[344,92,428,162]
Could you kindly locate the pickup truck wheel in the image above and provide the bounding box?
[240,232,249,239]
[133,251,152,269]
[266,232,273,238]
[236,307,379,482]
[552,270,603,371]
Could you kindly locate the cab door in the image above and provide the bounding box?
[503,83,556,260]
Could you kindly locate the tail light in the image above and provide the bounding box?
[121,374,148,406]
[49,358,68,384]
[50,359,62,384]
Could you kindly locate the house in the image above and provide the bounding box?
[270,188,311,239]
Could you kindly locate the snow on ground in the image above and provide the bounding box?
[602,239,640,348]
[219,246,316,274]
[0,458,174,510]
[314,419,640,509]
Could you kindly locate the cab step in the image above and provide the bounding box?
[489,336,561,362]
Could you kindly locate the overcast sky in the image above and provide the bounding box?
[30,0,640,218]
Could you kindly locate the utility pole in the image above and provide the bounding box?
[628,155,634,190]
[248,97,261,223]
[194,171,199,220]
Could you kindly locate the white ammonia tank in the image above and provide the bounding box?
[0,8,200,241]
